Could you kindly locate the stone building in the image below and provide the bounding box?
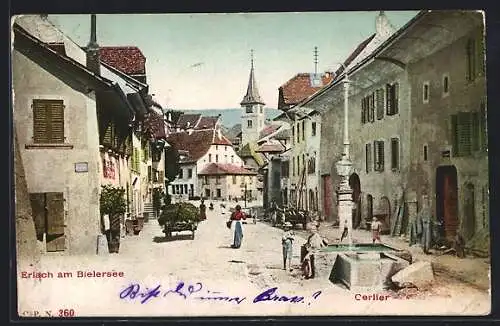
[198,164,258,201]
[305,11,488,251]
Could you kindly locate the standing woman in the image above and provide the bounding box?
[231,205,246,248]
[199,199,207,221]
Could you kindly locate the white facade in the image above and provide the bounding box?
[241,103,266,146]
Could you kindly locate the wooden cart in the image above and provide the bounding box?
[162,220,197,240]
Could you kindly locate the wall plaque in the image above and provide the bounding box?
[75,162,89,173]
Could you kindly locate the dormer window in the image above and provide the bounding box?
[246,105,253,114]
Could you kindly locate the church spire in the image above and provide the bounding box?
[240,49,265,106]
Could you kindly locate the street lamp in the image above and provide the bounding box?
[334,63,354,246]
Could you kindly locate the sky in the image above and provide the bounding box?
[49,11,419,110]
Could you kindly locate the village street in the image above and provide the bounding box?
[18,201,489,317]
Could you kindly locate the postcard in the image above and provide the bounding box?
[12,10,490,318]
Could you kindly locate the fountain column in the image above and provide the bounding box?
[335,76,354,247]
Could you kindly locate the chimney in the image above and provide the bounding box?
[86,14,100,75]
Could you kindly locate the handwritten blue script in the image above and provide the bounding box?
[119,281,322,306]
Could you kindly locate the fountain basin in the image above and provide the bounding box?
[329,252,410,291]
[320,243,401,253]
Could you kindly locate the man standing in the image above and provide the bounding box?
[371,217,382,244]
[282,222,295,271]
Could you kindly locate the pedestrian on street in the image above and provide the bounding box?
[371,217,382,244]
[282,222,295,271]
[199,199,207,221]
[230,204,246,248]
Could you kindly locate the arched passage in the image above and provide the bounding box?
[349,173,362,229]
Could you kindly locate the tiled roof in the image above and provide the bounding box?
[99,46,146,75]
[176,113,201,129]
[273,127,291,140]
[212,130,233,146]
[166,130,213,163]
[198,116,219,129]
[258,124,281,140]
[198,163,257,176]
[144,110,166,139]
[279,72,334,108]
[256,143,285,153]
[334,34,376,77]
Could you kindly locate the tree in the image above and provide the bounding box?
[99,185,127,229]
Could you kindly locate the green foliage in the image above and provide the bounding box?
[164,146,180,183]
[158,202,199,226]
[100,185,127,216]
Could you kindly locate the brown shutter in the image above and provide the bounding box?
[46,192,65,234]
[373,140,379,171]
[391,138,399,170]
[370,93,375,122]
[457,112,472,156]
[29,193,46,237]
[33,101,49,143]
[49,101,64,143]
[379,140,385,171]
[365,143,371,173]
[376,88,384,120]
[385,84,392,115]
[361,98,365,124]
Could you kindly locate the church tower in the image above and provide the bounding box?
[240,50,265,146]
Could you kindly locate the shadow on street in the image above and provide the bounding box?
[152,235,194,243]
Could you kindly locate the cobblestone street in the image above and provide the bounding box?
[17,201,490,317]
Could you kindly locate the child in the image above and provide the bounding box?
[371,217,382,244]
[282,222,295,271]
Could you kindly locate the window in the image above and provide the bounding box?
[451,108,487,157]
[423,145,428,161]
[188,169,193,178]
[466,30,485,82]
[246,105,253,113]
[307,157,316,174]
[232,175,237,184]
[386,82,399,115]
[296,122,300,143]
[311,122,317,136]
[423,82,430,103]
[231,155,234,163]
[365,143,372,173]
[216,154,219,163]
[260,106,263,114]
[215,145,218,150]
[29,192,65,251]
[376,88,384,120]
[292,125,295,145]
[209,154,212,162]
[184,184,188,194]
[203,176,209,185]
[391,138,400,171]
[32,99,65,143]
[443,75,449,95]
[216,176,221,184]
[361,93,375,124]
[292,157,295,176]
[216,189,222,198]
[302,121,305,141]
[178,169,183,179]
[374,140,385,172]
[247,120,253,128]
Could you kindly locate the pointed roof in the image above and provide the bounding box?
[240,50,265,106]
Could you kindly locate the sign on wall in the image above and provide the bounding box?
[74,162,89,173]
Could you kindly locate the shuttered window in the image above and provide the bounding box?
[376,88,384,120]
[368,92,375,122]
[391,138,400,171]
[374,140,385,172]
[386,83,399,115]
[365,143,372,173]
[466,29,485,82]
[32,99,65,143]
[302,120,305,141]
[451,109,487,157]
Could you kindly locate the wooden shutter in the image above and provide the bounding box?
[391,138,399,170]
[451,114,458,156]
[379,141,385,171]
[365,143,371,173]
[361,98,366,124]
[33,101,49,143]
[393,83,399,114]
[376,88,384,120]
[471,111,480,151]
[457,112,473,156]
[369,93,375,122]
[103,122,113,146]
[385,84,392,115]
[46,192,65,234]
[148,166,152,181]
[29,193,46,237]
[373,141,379,171]
[48,101,64,143]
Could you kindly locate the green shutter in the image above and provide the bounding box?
[393,83,399,114]
[49,101,64,143]
[457,112,472,156]
[103,123,113,146]
[385,84,392,115]
[376,88,384,120]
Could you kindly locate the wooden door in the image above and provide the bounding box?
[29,192,66,252]
[443,172,459,239]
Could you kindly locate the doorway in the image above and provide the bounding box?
[349,173,361,229]
[436,166,459,240]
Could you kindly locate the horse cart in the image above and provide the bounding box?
[158,202,199,240]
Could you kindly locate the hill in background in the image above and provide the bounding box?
[178,108,281,128]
